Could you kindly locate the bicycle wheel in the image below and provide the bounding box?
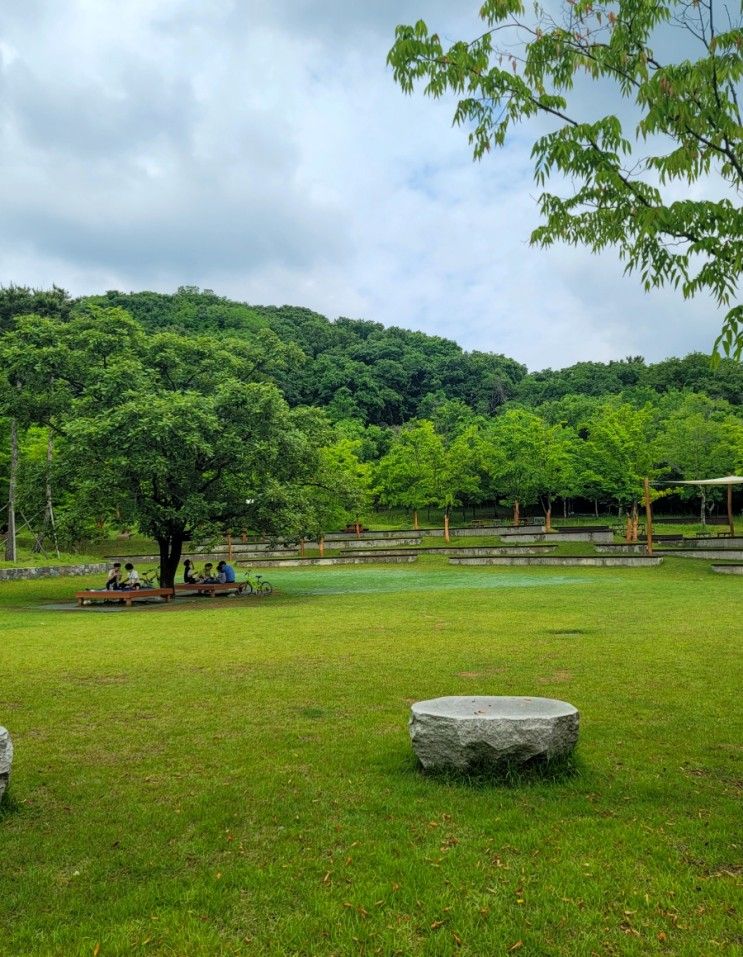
[258,581,273,596]
[241,580,254,596]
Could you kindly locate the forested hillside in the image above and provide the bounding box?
[92,288,743,420]
[1,285,742,559]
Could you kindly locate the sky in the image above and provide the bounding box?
[0,0,730,370]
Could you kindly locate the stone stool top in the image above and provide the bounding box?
[412,696,577,721]
[409,696,579,771]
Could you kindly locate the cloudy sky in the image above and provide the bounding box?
[0,0,728,370]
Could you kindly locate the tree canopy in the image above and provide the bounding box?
[388,0,743,358]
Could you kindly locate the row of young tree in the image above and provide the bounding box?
[368,396,743,539]
[2,290,742,582]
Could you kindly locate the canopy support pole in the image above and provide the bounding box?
[643,477,653,557]
[728,484,735,537]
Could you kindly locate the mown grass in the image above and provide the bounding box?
[1,558,741,956]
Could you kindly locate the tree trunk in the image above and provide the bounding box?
[700,490,706,526]
[319,535,325,558]
[631,502,639,543]
[4,418,18,562]
[513,499,520,527]
[413,509,419,530]
[34,432,58,555]
[157,533,184,588]
[563,497,567,519]
[594,498,599,518]
[300,538,306,558]
[444,510,450,543]
[545,495,552,532]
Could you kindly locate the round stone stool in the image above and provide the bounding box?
[409,696,579,771]
[0,726,12,804]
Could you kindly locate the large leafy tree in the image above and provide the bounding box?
[389,0,743,357]
[1,308,329,585]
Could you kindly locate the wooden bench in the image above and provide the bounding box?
[76,588,174,607]
[173,582,246,598]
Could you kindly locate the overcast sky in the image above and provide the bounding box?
[0,0,728,370]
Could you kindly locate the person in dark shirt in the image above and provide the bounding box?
[183,559,198,584]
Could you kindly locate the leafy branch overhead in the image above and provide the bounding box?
[388,0,743,358]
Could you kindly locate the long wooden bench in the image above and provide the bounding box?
[76,588,174,607]
[173,582,246,597]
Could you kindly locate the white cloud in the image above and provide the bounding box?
[0,0,730,370]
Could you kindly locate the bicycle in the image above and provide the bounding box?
[239,572,273,596]
[140,568,161,588]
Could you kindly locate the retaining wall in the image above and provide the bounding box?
[237,555,419,568]
[449,555,663,567]
[711,563,743,575]
[0,563,108,581]
[498,530,614,544]
[673,537,743,550]
[656,548,743,560]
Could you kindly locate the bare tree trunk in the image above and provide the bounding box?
[34,432,59,555]
[444,510,450,543]
[513,499,520,526]
[318,535,325,558]
[4,418,18,562]
[544,495,552,532]
[594,498,599,518]
[700,490,706,526]
[413,509,419,530]
[563,497,567,519]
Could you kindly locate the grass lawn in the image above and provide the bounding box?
[1,557,741,956]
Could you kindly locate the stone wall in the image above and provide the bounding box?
[449,555,663,567]
[237,555,419,567]
[711,563,743,575]
[0,563,108,582]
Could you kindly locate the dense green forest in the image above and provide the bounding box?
[1,286,742,572]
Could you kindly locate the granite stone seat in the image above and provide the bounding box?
[409,696,579,771]
[0,726,12,803]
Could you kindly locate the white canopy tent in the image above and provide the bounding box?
[657,476,743,541]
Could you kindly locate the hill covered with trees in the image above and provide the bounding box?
[92,288,743,420]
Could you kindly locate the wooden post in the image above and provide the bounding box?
[643,477,653,556]
[728,483,735,537]
[444,511,450,543]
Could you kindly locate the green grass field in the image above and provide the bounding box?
[1,557,741,956]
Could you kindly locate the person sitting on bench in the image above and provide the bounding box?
[183,559,198,584]
[121,562,141,590]
[217,560,236,584]
[105,563,122,591]
[201,563,219,584]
